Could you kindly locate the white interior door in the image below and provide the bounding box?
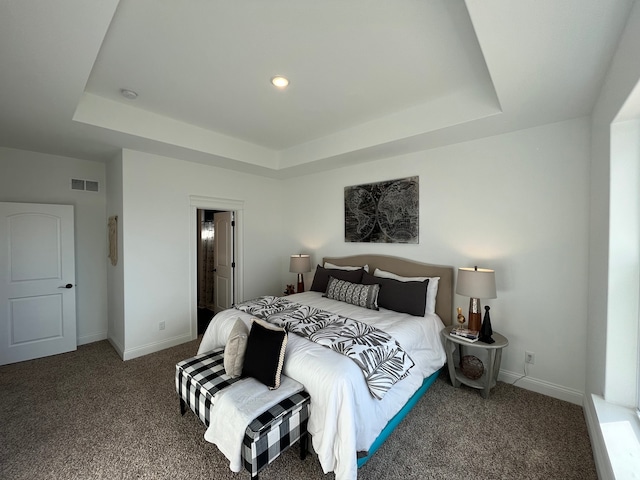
[213,211,233,314]
[0,202,77,365]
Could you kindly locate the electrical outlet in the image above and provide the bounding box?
[525,351,535,364]
[159,321,166,331]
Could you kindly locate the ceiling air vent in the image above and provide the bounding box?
[71,178,99,192]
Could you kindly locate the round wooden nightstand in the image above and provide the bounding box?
[441,325,509,399]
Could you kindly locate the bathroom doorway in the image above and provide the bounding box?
[196,209,235,334]
[190,195,243,339]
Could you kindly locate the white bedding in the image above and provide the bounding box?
[197,291,446,480]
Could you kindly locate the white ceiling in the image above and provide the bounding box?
[0,0,635,178]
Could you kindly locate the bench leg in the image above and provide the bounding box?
[180,398,186,416]
[300,430,308,460]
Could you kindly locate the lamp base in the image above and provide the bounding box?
[468,312,481,332]
[296,273,305,293]
[468,298,482,332]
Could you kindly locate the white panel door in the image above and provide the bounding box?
[0,202,76,365]
[213,211,233,314]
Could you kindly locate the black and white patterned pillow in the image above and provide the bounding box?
[324,276,380,310]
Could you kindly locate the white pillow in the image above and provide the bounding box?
[324,261,369,273]
[373,268,440,315]
[223,318,249,378]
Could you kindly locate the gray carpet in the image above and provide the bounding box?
[0,339,597,480]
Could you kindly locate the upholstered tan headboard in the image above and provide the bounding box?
[322,254,454,326]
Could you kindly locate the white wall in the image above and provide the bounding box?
[606,119,640,406]
[281,117,591,403]
[115,149,285,360]
[588,1,640,406]
[106,151,125,355]
[0,147,108,345]
[584,7,640,477]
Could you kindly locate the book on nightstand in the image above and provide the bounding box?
[450,327,480,343]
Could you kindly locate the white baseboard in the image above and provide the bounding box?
[108,336,125,359]
[499,369,584,405]
[77,331,107,346]
[122,333,194,361]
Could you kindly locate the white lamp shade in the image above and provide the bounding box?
[456,267,497,299]
[289,254,311,273]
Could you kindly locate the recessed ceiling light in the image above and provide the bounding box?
[120,88,138,100]
[270,76,289,89]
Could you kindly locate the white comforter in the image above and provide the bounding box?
[197,291,446,480]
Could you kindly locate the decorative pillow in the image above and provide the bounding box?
[362,271,429,316]
[324,276,380,310]
[310,265,365,293]
[223,318,249,378]
[324,261,370,273]
[242,318,288,389]
[373,268,440,315]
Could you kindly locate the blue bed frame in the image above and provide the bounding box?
[356,368,441,467]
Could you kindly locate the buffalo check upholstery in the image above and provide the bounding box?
[176,348,241,425]
[176,348,311,479]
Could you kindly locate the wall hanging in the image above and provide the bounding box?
[344,176,419,243]
[108,215,118,266]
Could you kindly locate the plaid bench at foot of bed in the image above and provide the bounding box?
[242,390,310,477]
[175,348,241,426]
[176,348,311,479]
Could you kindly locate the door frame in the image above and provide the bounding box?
[189,195,243,340]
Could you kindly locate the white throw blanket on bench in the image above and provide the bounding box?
[204,375,304,472]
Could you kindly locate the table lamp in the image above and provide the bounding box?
[455,266,496,332]
[289,254,311,293]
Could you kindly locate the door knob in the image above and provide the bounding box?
[58,283,73,289]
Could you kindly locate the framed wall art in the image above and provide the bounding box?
[344,176,419,243]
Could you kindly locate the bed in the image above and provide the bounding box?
[197,254,453,480]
